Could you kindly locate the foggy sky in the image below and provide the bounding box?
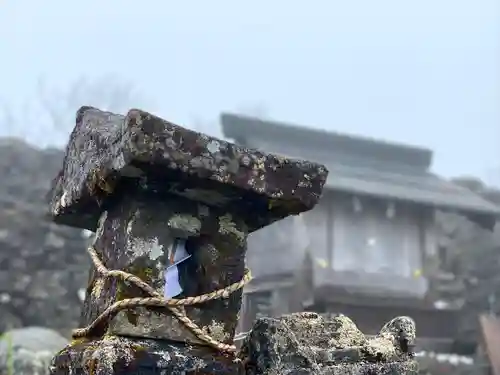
[0,0,498,183]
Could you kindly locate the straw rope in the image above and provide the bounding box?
[72,246,251,353]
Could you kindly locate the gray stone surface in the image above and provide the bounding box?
[239,312,418,375]
[51,335,244,375]
[50,313,417,375]
[49,106,328,232]
[0,326,69,375]
[0,139,89,335]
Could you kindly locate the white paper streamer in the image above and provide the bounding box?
[164,239,191,299]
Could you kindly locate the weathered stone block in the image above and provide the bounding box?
[49,106,328,232]
[51,336,244,375]
[239,312,418,375]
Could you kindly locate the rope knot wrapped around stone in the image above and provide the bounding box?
[72,246,252,352]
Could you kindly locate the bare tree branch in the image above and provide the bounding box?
[37,75,141,132]
[0,74,146,146]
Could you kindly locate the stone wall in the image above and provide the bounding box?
[0,138,88,335]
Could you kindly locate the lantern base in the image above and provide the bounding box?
[49,335,243,375]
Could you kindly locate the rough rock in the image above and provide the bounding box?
[0,138,89,335]
[239,312,418,375]
[49,106,328,232]
[50,313,418,375]
[0,326,69,375]
[51,336,244,375]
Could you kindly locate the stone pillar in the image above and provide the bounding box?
[47,106,328,375]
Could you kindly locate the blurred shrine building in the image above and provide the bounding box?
[221,113,500,373]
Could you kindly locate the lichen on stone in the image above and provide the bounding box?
[202,320,230,343]
[239,312,418,375]
[91,278,105,300]
[48,106,329,233]
[167,214,201,237]
[218,214,245,243]
[51,335,243,375]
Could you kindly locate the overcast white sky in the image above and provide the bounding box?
[0,0,499,183]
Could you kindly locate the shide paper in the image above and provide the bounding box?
[164,239,191,299]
